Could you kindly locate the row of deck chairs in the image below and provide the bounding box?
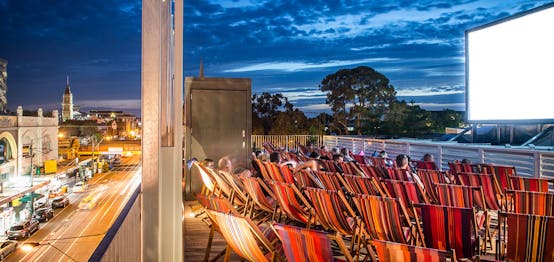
[194,156,554,261]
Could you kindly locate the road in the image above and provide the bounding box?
[5,155,141,262]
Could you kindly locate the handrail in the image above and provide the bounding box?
[89,184,141,261]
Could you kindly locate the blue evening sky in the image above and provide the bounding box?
[1,0,551,116]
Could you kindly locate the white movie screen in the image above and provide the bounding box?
[466,5,554,122]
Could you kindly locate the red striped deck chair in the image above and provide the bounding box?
[264,162,286,182]
[278,164,295,184]
[510,176,551,193]
[383,167,411,181]
[448,162,474,175]
[414,203,479,259]
[312,171,343,191]
[352,154,367,165]
[337,161,354,175]
[417,169,449,202]
[321,159,338,173]
[270,181,315,227]
[272,223,355,262]
[207,210,284,262]
[456,173,502,210]
[338,174,386,196]
[382,179,429,218]
[219,170,249,208]
[371,239,456,262]
[293,170,322,189]
[254,159,273,181]
[498,212,554,261]
[304,187,358,236]
[370,157,393,168]
[358,163,380,178]
[241,177,277,219]
[352,194,417,245]
[481,164,515,192]
[416,161,438,171]
[506,190,554,216]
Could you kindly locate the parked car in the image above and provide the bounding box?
[51,196,70,209]
[72,182,88,193]
[112,157,121,165]
[0,240,17,260]
[5,220,39,240]
[33,207,54,222]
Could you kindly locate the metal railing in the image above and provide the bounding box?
[251,135,323,151]
[322,135,554,178]
[89,184,141,261]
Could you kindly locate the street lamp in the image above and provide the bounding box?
[20,242,77,261]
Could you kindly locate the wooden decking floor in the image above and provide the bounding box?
[184,201,242,261]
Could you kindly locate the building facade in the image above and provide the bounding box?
[61,76,74,122]
[0,58,7,114]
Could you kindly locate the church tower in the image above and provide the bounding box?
[61,75,74,122]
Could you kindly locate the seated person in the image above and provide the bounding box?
[218,156,251,177]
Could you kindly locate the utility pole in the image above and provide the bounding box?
[29,142,35,215]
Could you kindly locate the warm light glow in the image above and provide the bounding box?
[58,133,64,138]
[20,243,37,252]
[130,131,136,136]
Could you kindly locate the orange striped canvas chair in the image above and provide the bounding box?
[263,162,286,182]
[505,190,554,216]
[270,181,315,227]
[381,179,429,218]
[218,170,249,208]
[358,163,380,178]
[498,212,554,261]
[338,174,386,196]
[480,164,515,192]
[337,161,355,175]
[448,162,475,176]
[278,164,295,184]
[311,171,343,191]
[414,203,479,260]
[207,210,284,262]
[371,239,456,262]
[292,170,322,189]
[352,154,367,165]
[253,159,273,181]
[456,173,502,210]
[241,177,278,219]
[417,169,450,202]
[510,176,551,193]
[321,159,338,173]
[384,167,411,181]
[272,223,355,262]
[194,162,217,195]
[416,161,438,171]
[352,194,419,245]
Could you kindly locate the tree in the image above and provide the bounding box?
[252,92,293,135]
[320,66,396,135]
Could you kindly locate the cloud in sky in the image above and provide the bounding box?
[225,58,397,72]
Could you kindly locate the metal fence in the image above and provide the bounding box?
[322,135,554,178]
[251,135,323,151]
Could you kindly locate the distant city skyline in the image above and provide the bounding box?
[1,0,552,116]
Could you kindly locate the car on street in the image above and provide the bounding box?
[5,220,39,240]
[72,181,88,193]
[0,240,17,260]
[51,196,70,209]
[33,207,54,222]
[112,157,121,165]
[79,192,100,210]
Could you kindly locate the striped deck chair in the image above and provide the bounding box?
[448,162,475,175]
[194,162,217,195]
[207,210,284,262]
[278,164,295,184]
[416,161,438,171]
[384,167,411,181]
[312,171,343,191]
[352,194,419,245]
[506,190,554,216]
[293,170,322,189]
[254,159,273,181]
[241,177,278,219]
[270,181,315,227]
[219,171,249,208]
[498,212,554,261]
[264,162,286,182]
[272,223,355,262]
[381,179,429,218]
[352,154,367,165]
[510,176,551,193]
[417,169,450,202]
[337,174,386,196]
[321,159,338,173]
[414,203,479,259]
[371,239,456,262]
[337,161,354,175]
[358,164,380,178]
[480,164,515,192]
[456,173,502,210]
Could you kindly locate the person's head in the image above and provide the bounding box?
[379,150,388,158]
[461,158,471,164]
[340,148,349,156]
[332,154,344,162]
[320,145,327,151]
[306,142,313,149]
[254,150,262,159]
[309,151,320,159]
[218,157,232,172]
[396,154,409,169]
[331,147,340,155]
[203,158,215,169]
[423,153,434,162]
[270,152,281,163]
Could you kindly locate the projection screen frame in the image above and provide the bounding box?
[465,2,554,124]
